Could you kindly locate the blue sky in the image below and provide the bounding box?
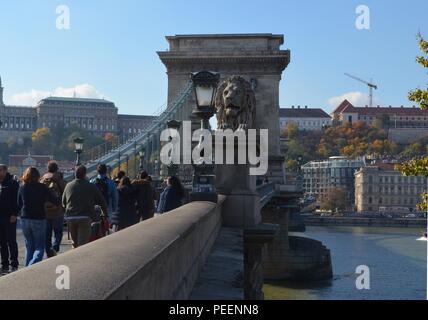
[0,0,427,115]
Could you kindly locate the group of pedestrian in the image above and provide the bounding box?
[0,160,185,274]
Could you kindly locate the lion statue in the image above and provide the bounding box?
[215,76,256,131]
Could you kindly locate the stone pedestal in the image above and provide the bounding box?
[243,224,279,300]
[267,155,285,185]
[215,163,261,228]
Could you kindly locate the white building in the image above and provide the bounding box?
[279,106,331,131]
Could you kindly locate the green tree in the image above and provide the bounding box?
[408,33,428,109]
[285,159,300,172]
[396,34,428,210]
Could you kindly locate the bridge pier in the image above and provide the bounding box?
[216,155,278,299]
[262,191,333,281]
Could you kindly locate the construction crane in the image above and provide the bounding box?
[344,73,378,107]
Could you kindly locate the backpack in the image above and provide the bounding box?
[95,177,110,206]
[43,178,63,219]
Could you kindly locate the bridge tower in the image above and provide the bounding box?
[158,34,290,183]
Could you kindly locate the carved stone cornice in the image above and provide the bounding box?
[158,51,290,73]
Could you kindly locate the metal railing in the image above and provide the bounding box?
[64,82,193,181]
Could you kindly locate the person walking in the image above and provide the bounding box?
[40,161,66,258]
[90,164,118,221]
[111,176,138,231]
[132,171,155,221]
[62,165,108,248]
[156,176,185,214]
[114,170,126,187]
[17,167,61,266]
[0,164,19,274]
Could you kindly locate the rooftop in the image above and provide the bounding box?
[118,114,157,119]
[39,97,114,104]
[333,100,428,116]
[279,107,331,118]
[167,33,284,40]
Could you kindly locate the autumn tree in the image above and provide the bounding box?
[320,187,348,213]
[396,34,428,210]
[32,127,54,154]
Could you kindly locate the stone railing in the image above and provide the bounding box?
[256,182,276,207]
[0,196,225,300]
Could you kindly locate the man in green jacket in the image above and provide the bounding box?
[62,165,108,248]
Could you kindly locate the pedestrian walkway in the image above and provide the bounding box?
[0,222,73,276]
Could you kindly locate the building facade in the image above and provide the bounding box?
[8,154,53,176]
[355,163,427,214]
[0,77,156,141]
[332,99,428,127]
[302,156,365,207]
[279,106,331,131]
[331,100,428,144]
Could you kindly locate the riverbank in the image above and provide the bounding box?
[304,216,427,228]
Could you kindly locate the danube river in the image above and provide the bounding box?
[264,226,427,300]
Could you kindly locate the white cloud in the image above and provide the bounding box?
[327,91,383,109]
[328,91,370,108]
[6,84,106,106]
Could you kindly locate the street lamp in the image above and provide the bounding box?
[125,154,129,176]
[138,148,146,172]
[189,71,220,203]
[191,71,220,129]
[154,159,159,180]
[73,137,84,166]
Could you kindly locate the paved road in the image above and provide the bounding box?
[1,220,73,276]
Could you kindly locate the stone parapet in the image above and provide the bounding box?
[0,196,225,300]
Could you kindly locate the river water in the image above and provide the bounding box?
[264,226,427,300]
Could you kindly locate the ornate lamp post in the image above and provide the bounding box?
[73,137,84,166]
[138,148,146,172]
[125,154,129,176]
[154,159,159,180]
[189,71,220,203]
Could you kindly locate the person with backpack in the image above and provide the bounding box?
[156,176,185,214]
[111,176,138,231]
[62,165,108,248]
[0,164,19,274]
[90,164,118,221]
[17,167,61,266]
[131,171,155,221]
[40,161,67,258]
